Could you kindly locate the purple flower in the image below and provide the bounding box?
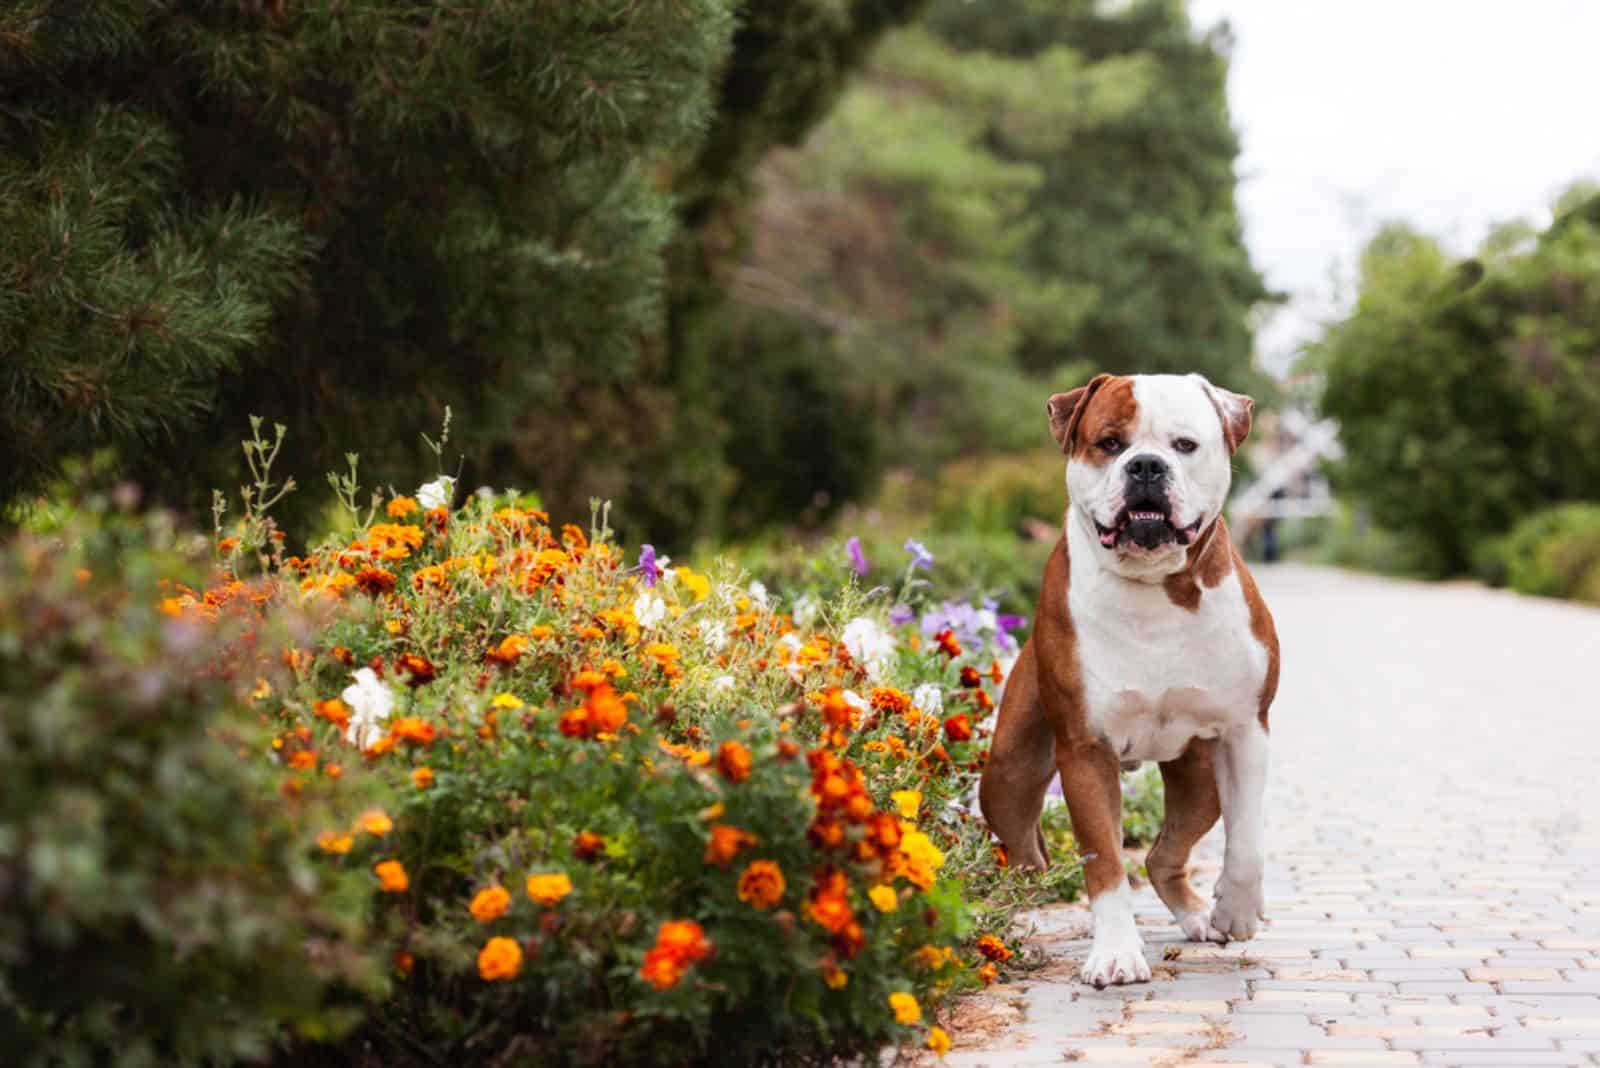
[888,605,916,626]
[903,538,934,571]
[997,613,1026,633]
[638,543,658,588]
[845,536,868,577]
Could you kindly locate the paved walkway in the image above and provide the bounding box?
[951,564,1600,1068]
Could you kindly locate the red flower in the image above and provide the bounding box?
[943,714,973,742]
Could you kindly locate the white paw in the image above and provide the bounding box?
[1177,910,1223,943]
[1208,876,1265,942]
[1080,930,1151,988]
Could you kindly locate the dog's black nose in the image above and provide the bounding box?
[1125,454,1168,484]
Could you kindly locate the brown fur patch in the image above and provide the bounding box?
[1163,516,1237,611]
[1233,545,1280,729]
[1201,383,1255,454]
[1047,374,1109,452]
[1069,377,1139,466]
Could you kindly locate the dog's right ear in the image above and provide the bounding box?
[1047,374,1112,454]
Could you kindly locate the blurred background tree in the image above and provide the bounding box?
[1308,185,1600,579]
[2,0,1267,546]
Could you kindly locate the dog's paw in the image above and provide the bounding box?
[1176,910,1224,943]
[1080,932,1151,988]
[1208,877,1265,943]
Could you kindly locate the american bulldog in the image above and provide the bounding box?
[979,372,1280,987]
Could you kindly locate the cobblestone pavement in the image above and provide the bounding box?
[950,564,1600,1068]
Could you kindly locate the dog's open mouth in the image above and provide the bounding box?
[1094,505,1204,551]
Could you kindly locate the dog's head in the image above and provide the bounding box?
[1049,373,1252,579]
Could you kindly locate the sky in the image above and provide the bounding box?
[1186,0,1600,374]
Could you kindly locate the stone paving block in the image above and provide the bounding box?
[1128,1000,1233,1015]
[1305,1052,1421,1065]
[1419,1053,1592,1066]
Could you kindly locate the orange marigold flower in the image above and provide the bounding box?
[558,707,590,738]
[325,762,344,779]
[640,947,683,991]
[943,713,973,742]
[317,830,354,855]
[977,961,998,986]
[217,536,240,554]
[386,496,419,518]
[821,961,849,989]
[485,633,529,666]
[933,629,962,659]
[288,750,318,771]
[704,824,757,866]
[586,684,628,734]
[976,934,1012,963]
[959,665,982,688]
[716,740,752,784]
[355,566,398,595]
[526,872,573,906]
[358,809,394,836]
[478,936,523,981]
[411,766,435,789]
[396,653,437,687]
[393,949,415,976]
[572,831,605,862]
[375,859,409,893]
[805,869,854,934]
[737,860,786,910]
[470,885,512,924]
[776,739,800,761]
[659,920,711,962]
[869,687,913,715]
[391,717,437,746]
[571,669,608,692]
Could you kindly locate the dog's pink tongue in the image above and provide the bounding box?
[1100,530,1117,547]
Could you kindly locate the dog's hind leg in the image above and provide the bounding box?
[1148,738,1223,942]
[979,639,1056,870]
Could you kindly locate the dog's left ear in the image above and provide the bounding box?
[1048,373,1112,454]
[1192,374,1254,454]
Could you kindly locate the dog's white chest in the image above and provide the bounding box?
[1069,566,1268,764]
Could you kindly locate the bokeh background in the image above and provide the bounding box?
[5,0,1600,605]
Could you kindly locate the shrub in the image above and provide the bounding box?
[0,488,378,1066]
[148,452,1052,1065]
[1475,503,1600,604]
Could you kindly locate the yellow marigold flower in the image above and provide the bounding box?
[891,790,922,820]
[600,658,628,678]
[822,963,849,989]
[897,829,945,891]
[490,692,524,710]
[357,809,394,836]
[869,885,898,913]
[927,1026,952,1056]
[470,885,512,924]
[888,991,922,1025]
[317,830,354,855]
[386,496,419,518]
[674,566,711,601]
[375,859,409,893]
[478,936,523,981]
[411,766,435,789]
[526,872,573,906]
[250,677,272,701]
[916,944,955,970]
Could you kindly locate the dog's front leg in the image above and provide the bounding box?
[1058,738,1150,987]
[1209,721,1269,942]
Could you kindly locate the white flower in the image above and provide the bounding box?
[633,592,666,629]
[977,608,998,633]
[713,675,736,692]
[841,689,868,712]
[841,616,896,681]
[342,668,395,750]
[912,683,943,717]
[703,620,729,652]
[793,594,819,630]
[474,485,495,500]
[417,475,455,511]
[747,580,769,609]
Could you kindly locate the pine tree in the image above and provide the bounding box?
[1,1,736,529]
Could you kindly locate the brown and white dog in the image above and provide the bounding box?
[979,372,1280,988]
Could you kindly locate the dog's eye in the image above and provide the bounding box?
[1173,438,1198,454]
[1097,437,1123,455]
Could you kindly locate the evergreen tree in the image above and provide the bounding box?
[2,1,736,532]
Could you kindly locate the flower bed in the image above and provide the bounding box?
[4,451,1073,1065]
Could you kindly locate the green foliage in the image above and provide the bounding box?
[1312,192,1600,576]
[1,0,740,538]
[1119,766,1165,851]
[1475,503,1600,604]
[0,486,377,1065]
[705,0,1267,537]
